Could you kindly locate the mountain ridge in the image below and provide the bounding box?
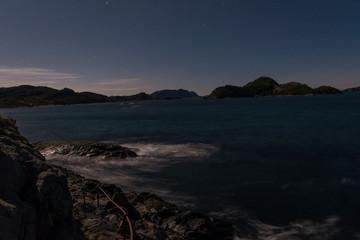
[0,77,354,108]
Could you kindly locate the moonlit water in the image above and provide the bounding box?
[1,94,360,239]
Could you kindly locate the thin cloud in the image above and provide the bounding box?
[94,78,141,86]
[0,66,80,87]
[85,87,141,92]
[87,78,143,95]
[78,87,142,96]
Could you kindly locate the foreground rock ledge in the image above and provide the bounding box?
[0,116,233,240]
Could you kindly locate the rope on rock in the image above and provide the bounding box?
[68,185,134,240]
[97,185,134,240]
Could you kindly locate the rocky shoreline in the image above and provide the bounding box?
[34,141,138,159]
[0,116,233,240]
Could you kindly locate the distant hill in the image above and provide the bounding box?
[0,85,125,108]
[127,92,155,101]
[0,79,347,108]
[273,82,313,96]
[313,86,342,95]
[0,85,202,108]
[243,76,279,96]
[151,89,199,99]
[208,77,342,99]
[343,86,360,92]
[208,85,250,99]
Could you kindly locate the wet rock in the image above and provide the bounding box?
[34,141,138,159]
[161,211,233,240]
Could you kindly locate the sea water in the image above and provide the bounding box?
[1,93,360,239]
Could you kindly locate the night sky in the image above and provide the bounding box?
[1,0,359,96]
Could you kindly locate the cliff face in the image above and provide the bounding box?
[0,116,233,240]
[0,117,75,240]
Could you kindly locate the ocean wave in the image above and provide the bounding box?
[232,216,341,240]
[207,205,343,240]
[40,143,352,240]
[121,142,220,159]
[41,141,220,194]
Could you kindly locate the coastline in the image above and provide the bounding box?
[0,116,233,239]
[2,93,360,239]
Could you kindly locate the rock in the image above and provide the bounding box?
[128,192,181,221]
[36,171,73,223]
[125,192,233,239]
[34,141,138,159]
[0,198,37,240]
[0,149,26,197]
[0,116,78,240]
[161,211,233,240]
[62,168,233,240]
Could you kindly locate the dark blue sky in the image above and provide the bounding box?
[1,0,359,95]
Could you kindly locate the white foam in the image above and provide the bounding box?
[45,154,144,188]
[207,206,252,220]
[122,142,220,159]
[246,215,340,240]
[207,205,342,240]
[41,141,215,200]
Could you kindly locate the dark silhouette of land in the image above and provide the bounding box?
[0,77,357,108]
[207,77,343,99]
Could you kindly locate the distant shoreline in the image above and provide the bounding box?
[0,77,359,108]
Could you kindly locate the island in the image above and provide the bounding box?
[208,77,342,99]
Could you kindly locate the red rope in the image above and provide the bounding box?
[97,186,134,240]
[67,185,134,240]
